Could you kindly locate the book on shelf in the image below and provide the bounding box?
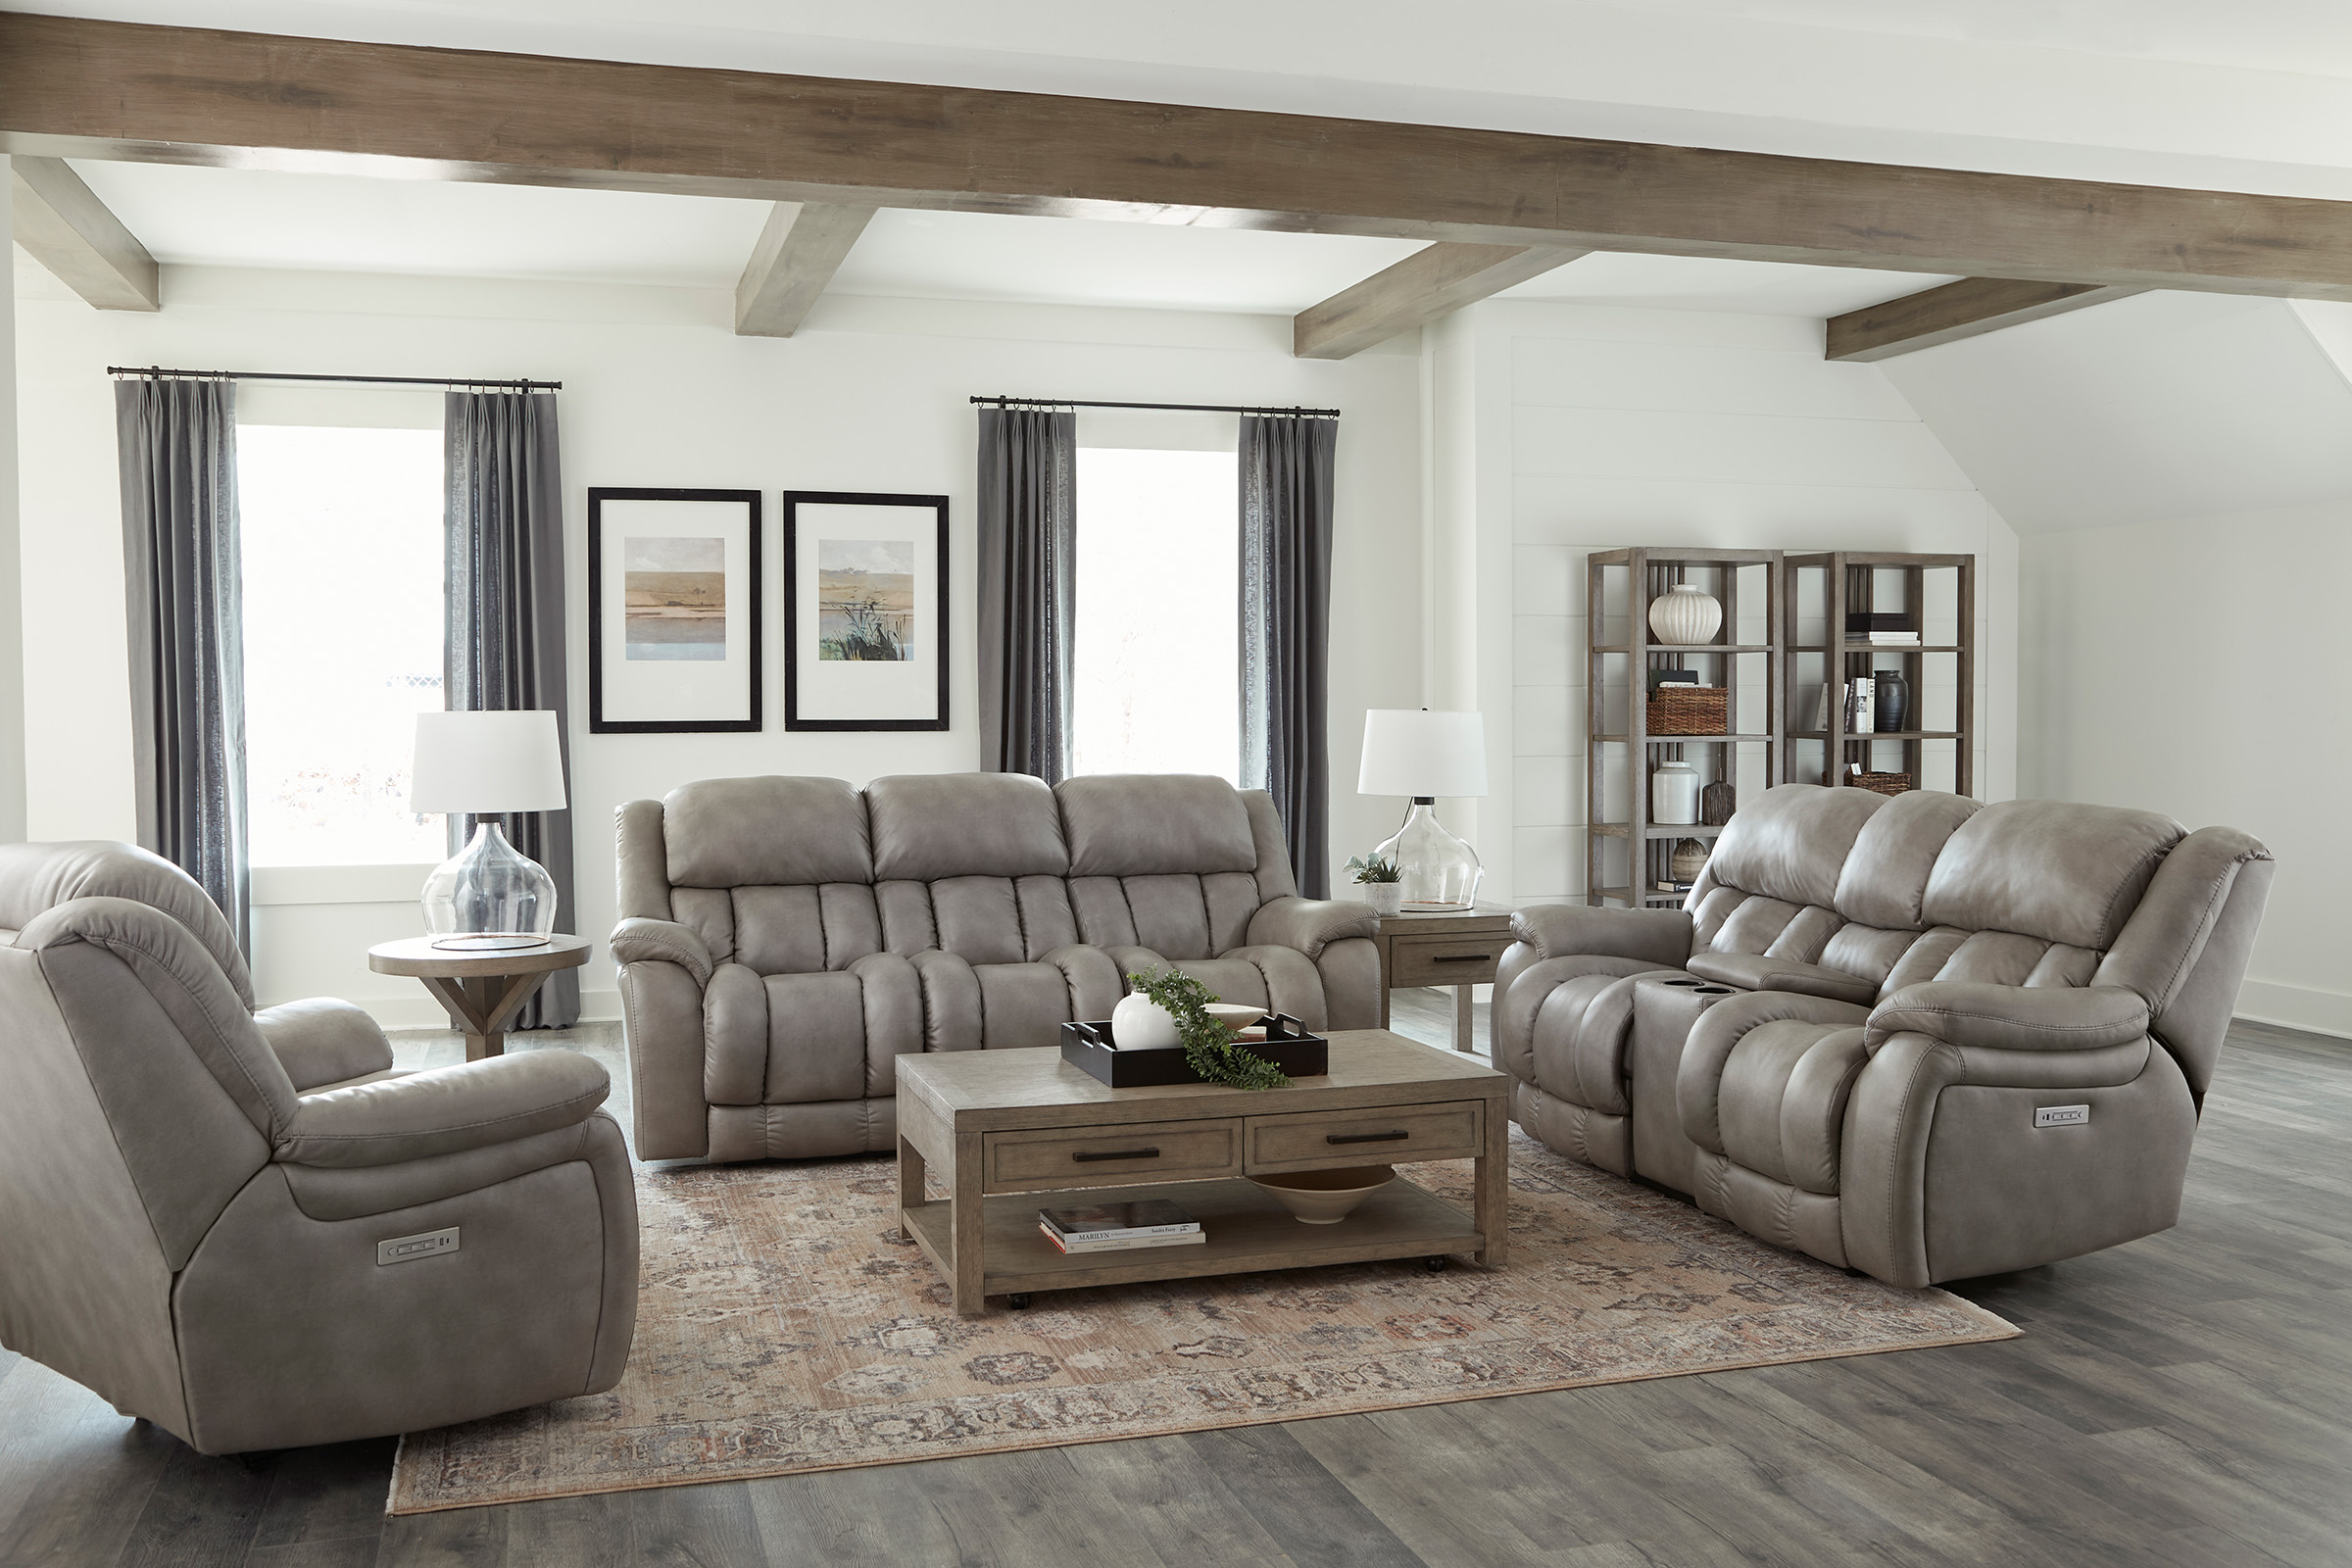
[1039,1199,1201,1251]
[1845,612,1911,634]
[1843,677,1876,735]
[1866,632,1921,645]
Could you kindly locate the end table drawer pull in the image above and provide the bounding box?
[1072,1147,1160,1162]
[1328,1130,1411,1145]
[1430,954,1493,963]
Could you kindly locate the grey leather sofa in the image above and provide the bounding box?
[612,772,1381,1161]
[0,842,638,1455]
[1495,785,2272,1288]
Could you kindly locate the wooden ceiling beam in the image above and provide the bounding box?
[8,16,2352,301]
[734,201,875,337]
[1827,276,2148,362]
[1294,243,1587,358]
[10,154,159,312]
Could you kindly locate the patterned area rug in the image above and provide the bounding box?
[389,1133,2015,1512]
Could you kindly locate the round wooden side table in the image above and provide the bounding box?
[368,935,592,1061]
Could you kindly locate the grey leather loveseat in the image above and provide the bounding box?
[1495,784,2272,1288]
[0,843,638,1454]
[612,772,1381,1161]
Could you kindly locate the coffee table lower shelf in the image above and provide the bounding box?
[901,1175,1487,1306]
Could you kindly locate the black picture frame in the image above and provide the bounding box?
[587,487,763,734]
[782,489,952,732]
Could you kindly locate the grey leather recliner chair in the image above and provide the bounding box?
[1495,785,2273,1288]
[0,842,638,1455]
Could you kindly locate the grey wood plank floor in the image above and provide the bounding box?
[1,993,2344,1566]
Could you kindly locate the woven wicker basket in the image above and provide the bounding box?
[1647,687,1728,736]
[1846,771,1911,797]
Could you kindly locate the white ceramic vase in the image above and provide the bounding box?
[1652,759,1702,825]
[1361,883,1405,916]
[1110,992,1181,1049]
[1648,583,1723,646]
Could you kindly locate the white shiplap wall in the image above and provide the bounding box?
[1432,301,2020,908]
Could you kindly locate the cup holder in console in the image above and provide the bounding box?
[1662,978,1704,988]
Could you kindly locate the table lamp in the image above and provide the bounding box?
[1357,708,1488,910]
[410,710,568,951]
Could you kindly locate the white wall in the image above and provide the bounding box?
[2021,499,2352,1037]
[1427,299,2021,909]
[16,267,1423,1020]
[0,167,25,840]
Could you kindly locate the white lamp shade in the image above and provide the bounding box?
[410,710,568,814]
[1357,709,1489,799]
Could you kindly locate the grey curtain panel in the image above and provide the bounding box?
[1240,414,1339,899]
[977,406,1078,783]
[446,390,577,1029]
[115,377,251,951]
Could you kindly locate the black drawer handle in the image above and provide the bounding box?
[1072,1147,1160,1162]
[1328,1130,1411,1145]
[1431,954,1494,963]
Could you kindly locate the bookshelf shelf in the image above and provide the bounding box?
[1783,552,1976,799]
[1586,548,1784,910]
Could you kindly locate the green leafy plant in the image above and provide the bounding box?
[1346,853,1401,884]
[1126,966,1291,1091]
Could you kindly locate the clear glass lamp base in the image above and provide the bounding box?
[1373,800,1483,911]
[422,822,559,951]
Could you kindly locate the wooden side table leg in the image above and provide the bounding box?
[951,1130,986,1315]
[1453,984,1475,1054]
[1474,1096,1509,1268]
[898,1136,926,1241]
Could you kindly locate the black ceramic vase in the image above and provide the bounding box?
[1875,671,1911,734]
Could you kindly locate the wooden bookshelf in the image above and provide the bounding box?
[1782,552,1976,798]
[1585,549,1784,909]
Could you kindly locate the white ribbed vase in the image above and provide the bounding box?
[1647,583,1723,646]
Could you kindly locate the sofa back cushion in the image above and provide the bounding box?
[1053,776,1267,961]
[1920,799,2181,951]
[663,776,872,888]
[868,773,1070,881]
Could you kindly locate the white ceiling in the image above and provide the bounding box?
[20,1,2352,199]
[1876,291,2352,532]
[53,160,1957,318]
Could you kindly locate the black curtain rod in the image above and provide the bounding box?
[108,367,563,391]
[971,395,1338,416]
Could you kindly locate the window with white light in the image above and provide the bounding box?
[1071,445,1241,782]
[238,423,447,865]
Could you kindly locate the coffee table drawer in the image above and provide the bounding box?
[1245,1101,1484,1173]
[983,1119,1243,1194]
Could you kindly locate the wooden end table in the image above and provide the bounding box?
[895,1030,1509,1315]
[1372,903,1517,1053]
[367,935,591,1061]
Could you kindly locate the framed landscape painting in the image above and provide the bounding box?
[587,488,761,733]
[783,491,951,732]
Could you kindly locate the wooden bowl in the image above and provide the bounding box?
[1247,1165,1395,1224]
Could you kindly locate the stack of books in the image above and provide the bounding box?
[1864,629,1921,646]
[1038,1199,1204,1254]
[1847,612,1921,646]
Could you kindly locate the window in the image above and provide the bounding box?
[1071,445,1240,781]
[238,423,446,865]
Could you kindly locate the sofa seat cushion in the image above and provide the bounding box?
[1686,952,1877,1005]
[1710,1019,1870,1195]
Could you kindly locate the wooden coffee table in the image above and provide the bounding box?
[895,1030,1509,1315]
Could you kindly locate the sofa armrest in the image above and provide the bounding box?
[254,997,395,1091]
[1510,903,1693,967]
[1245,897,1379,960]
[274,1050,611,1168]
[1865,983,2150,1054]
[611,916,711,987]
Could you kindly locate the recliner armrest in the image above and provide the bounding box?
[611,916,712,987]
[255,997,395,1092]
[274,1050,611,1168]
[1245,897,1378,959]
[1510,903,1693,967]
[1865,983,2150,1054]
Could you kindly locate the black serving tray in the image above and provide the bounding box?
[1059,1012,1330,1088]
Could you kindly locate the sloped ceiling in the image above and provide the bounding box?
[1876,291,2352,533]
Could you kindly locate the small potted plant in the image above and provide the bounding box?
[1346,853,1405,915]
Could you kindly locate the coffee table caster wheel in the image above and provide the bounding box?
[1007,1294,1032,1310]
[1424,1256,1448,1273]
